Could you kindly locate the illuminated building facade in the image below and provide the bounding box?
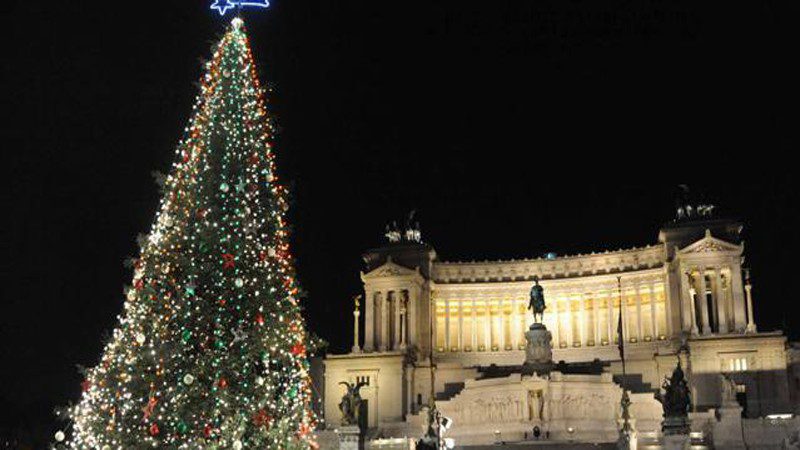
[322,209,796,446]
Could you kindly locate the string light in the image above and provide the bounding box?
[61,17,317,449]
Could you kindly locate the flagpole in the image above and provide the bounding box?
[617,276,627,379]
[617,276,633,443]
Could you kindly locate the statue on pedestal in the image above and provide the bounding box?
[338,381,367,426]
[528,276,546,324]
[720,374,738,407]
[657,361,692,435]
[524,277,553,370]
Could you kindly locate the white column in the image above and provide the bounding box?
[684,271,699,335]
[380,292,389,351]
[554,299,562,347]
[364,290,375,352]
[408,288,417,347]
[497,297,506,351]
[606,294,614,345]
[681,271,700,334]
[730,263,747,331]
[471,298,477,350]
[520,298,528,337]
[399,294,407,350]
[697,269,711,335]
[484,299,491,351]
[511,297,520,350]
[399,308,406,349]
[745,278,756,333]
[662,264,682,337]
[635,284,643,342]
[565,296,574,347]
[579,293,587,347]
[429,288,436,354]
[664,268,674,337]
[393,292,401,350]
[715,268,729,333]
[649,284,658,340]
[352,297,361,353]
[592,293,600,346]
[457,299,464,351]
[444,297,451,351]
[620,288,629,343]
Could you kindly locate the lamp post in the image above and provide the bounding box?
[417,289,455,450]
[418,288,441,449]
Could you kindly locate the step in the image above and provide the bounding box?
[436,382,466,401]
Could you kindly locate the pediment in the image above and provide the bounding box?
[678,229,742,255]
[361,257,419,280]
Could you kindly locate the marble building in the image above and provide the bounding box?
[322,206,796,446]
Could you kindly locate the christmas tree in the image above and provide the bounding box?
[61,18,316,449]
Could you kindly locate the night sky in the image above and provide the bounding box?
[4,0,799,444]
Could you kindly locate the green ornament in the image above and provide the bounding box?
[215,339,225,350]
[220,182,230,193]
[177,420,188,434]
[235,278,244,288]
[181,329,192,342]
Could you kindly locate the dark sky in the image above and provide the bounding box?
[3,0,799,442]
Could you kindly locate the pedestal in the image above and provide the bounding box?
[662,434,690,450]
[713,406,745,449]
[662,416,690,436]
[337,425,362,450]
[523,323,554,374]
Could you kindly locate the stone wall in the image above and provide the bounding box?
[742,416,800,449]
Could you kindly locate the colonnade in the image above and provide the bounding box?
[363,288,417,352]
[433,280,668,352]
[359,264,758,354]
[681,264,753,335]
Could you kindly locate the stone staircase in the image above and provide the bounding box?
[612,373,657,394]
[457,443,616,449]
[433,363,657,402]
[436,381,466,401]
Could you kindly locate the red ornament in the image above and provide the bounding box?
[249,153,260,165]
[149,423,160,436]
[203,424,213,437]
[222,253,235,269]
[291,343,306,356]
[255,313,265,326]
[252,409,271,428]
[218,298,227,306]
[81,380,91,392]
[134,278,144,290]
[218,377,228,389]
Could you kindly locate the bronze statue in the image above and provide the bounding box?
[657,360,692,434]
[338,381,367,426]
[528,277,546,323]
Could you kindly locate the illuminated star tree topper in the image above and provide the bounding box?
[211,0,270,16]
